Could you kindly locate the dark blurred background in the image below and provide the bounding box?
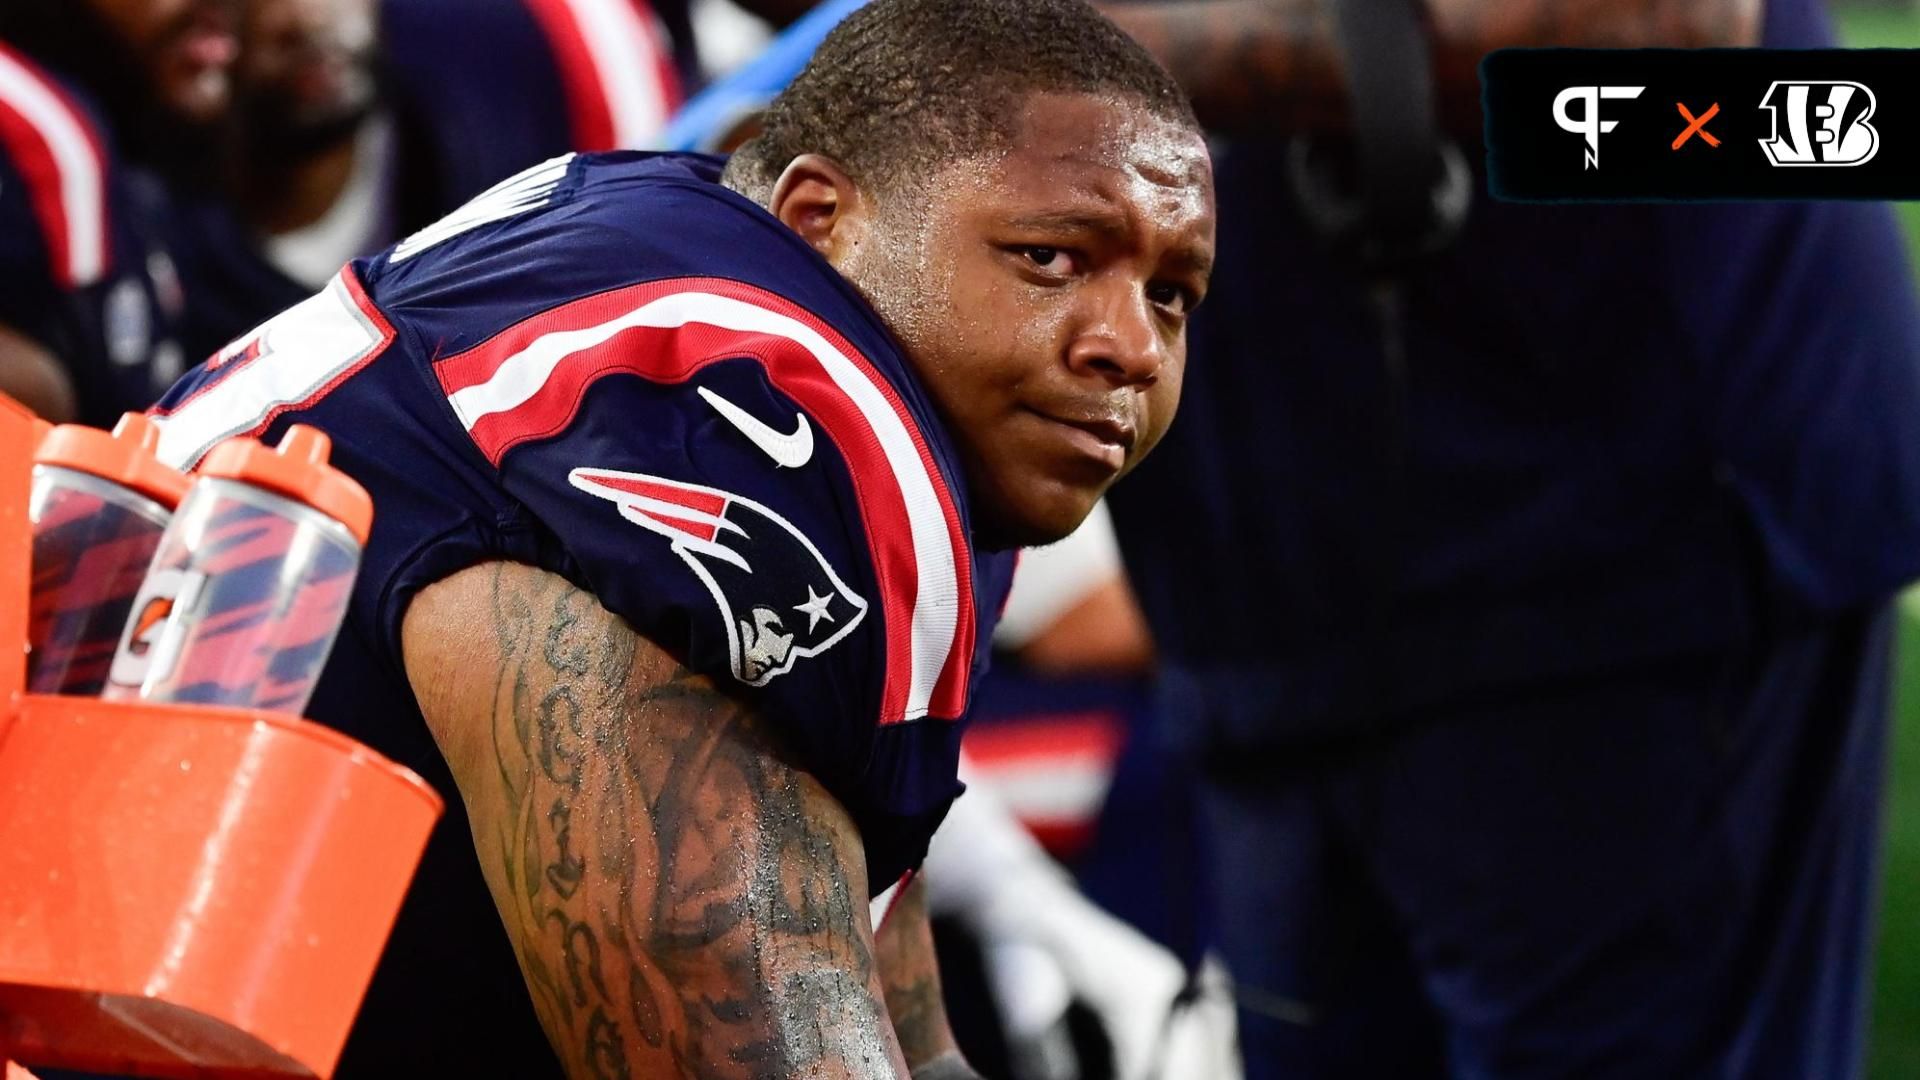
[1838,6,1920,1076]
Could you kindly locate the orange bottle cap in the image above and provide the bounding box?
[34,413,191,509]
[198,425,373,545]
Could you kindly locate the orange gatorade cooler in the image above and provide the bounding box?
[105,424,372,714]
[27,413,190,695]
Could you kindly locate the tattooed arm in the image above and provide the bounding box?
[403,560,928,1077]
[872,874,984,1078]
[1099,0,1762,133]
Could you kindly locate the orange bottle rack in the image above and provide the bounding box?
[0,395,444,1079]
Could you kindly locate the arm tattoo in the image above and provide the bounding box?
[874,876,962,1070]
[1101,0,1760,134]
[408,562,908,1078]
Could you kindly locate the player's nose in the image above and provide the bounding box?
[1063,279,1164,389]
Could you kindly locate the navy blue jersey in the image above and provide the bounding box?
[149,153,1014,1071]
[0,41,188,422]
[153,151,1015,882]
[1109,0,1920,742]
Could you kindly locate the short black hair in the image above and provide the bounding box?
[722,0,1198,202]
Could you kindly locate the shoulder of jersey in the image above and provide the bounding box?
[373,152,776,284]
[441,263,982,724]
[357,151,928,467]
[0,41,116,288]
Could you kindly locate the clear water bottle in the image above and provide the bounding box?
[28,414,190,695]
[105,425,373,715]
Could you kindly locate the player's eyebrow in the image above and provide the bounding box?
[1003,208,1131,239]
[1162,242,1215,281]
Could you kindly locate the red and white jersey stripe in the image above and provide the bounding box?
[0,42,109,288]
[434,276,976,725]
[520,0,680,151]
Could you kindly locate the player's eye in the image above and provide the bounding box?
[1147,281,1199,315]
[1017,246,1079,276]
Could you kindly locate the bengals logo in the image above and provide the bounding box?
[1759,81,1880,167]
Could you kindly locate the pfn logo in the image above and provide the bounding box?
[1553,85,1645,170]
[1759,81,1879,166]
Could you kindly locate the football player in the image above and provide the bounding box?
[147,0,1215,1075]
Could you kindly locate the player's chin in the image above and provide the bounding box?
[159,63,233,124]
[976,473,1106,551]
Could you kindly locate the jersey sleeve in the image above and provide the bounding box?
[504,0,680,151]
[381,0,679,212]
[0,151,71,349]
[0,45,112,347]
[429,274,979,808]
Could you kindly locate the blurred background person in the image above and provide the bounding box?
[1094,0,1920,1077]
[170,0,685,361]
[0,0,239,423]
[933,505,1240,1080]
[170,0,842,364]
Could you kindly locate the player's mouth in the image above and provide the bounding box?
[161,2,240,119]
[1025,406,1135,474]
[174,2,239,65]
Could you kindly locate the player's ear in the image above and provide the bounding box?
[770,154,867,262]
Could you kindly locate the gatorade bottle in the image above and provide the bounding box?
[105,425,373,715]
[29,414,190,695]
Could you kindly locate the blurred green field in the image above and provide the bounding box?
[1880,595,1920,1079]
[1837,10,1920,1079]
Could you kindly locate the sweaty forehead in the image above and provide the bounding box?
[926,90,1214,255]
[893,90,1215,265]
[1004,91,1211,194]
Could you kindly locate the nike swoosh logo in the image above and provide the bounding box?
[697,385,814,468]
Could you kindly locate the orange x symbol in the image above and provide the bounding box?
[1673,102,1721,149]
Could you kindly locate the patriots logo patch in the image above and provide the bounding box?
[569,468,869,686]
